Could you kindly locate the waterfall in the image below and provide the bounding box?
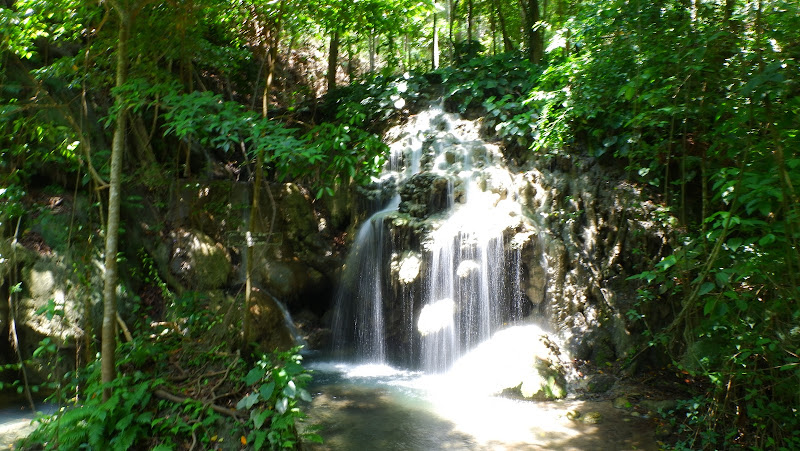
[332,103,533,371]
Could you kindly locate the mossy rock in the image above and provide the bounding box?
[519,357,567,400]
[170,229,231,290]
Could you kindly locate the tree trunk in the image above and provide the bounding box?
[494,0,514,52]
[102,2,131,402]
[244,0,284,353]
[327,30,339,91]
[448,0,458,60]
[369,32,376,72]
[432,11,439,69]
[467,0,473,43]
[519,0,543,63]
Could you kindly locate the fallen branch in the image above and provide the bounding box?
[154,388,244,420]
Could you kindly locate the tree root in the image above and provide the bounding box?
[154,388,244,420]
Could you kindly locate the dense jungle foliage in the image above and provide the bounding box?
[1,0,798,449]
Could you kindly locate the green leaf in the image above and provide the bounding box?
[245,368,264,386]
[305,433,324,444]
[282,380,296,398]
[703,299,716,316]
[237,392,260,410]
[758,234,776,246]
[276,397,288,414]
[259,381,275,400]
[726,237,743,251]
[698,282,715,297]
[655,254,677,270]
[252,409,272,429]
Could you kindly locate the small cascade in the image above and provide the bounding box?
[330,206,395,362]
[332,103,535,371]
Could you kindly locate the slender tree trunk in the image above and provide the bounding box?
[494,0,513,52]
[432,12,440,69]
[369,32,376,72]
[327,30,339,91]
[102,2,131,402]
[448,0,458,60]
[490,6,497,55]
[467,0,473,43]
[519,0,543,63]
[244,0,284,352]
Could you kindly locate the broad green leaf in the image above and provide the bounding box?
[698,282,715,296]
[656,254,677,270]
[276,397,288,414]
[237,392,260,410]
[245,368,264,386]
[259,381,275,400]
[703,299,716,316]
[252,409,272,429]
[758,234,776,246]
[726,237,743,251]
[282,380,296,398]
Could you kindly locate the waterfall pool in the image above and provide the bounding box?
[299,359,660,451]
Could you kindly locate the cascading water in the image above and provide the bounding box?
[307,104,661,450]
[331,103,529,371]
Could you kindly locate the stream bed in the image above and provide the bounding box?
[299,360,660,451]
[0,393,54,450]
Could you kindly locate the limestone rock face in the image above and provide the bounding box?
[169,229,232,290]
[398,173,457,218]
[0,234,116,386]
[512,155,673,363]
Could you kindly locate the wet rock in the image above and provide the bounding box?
[279,183,318,243]
[654,422,674,438]
[259,260,325,305]
[248,288,296,353]
[390,251,423,284]
[520,357,568,400]
[398,172,454,218]
[582,411,602,424]
[640,399,678,414]
[613,396,633,409]
[587,374,616,393]
[448,325,568,401]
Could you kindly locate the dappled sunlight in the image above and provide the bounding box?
[304,353,659,450]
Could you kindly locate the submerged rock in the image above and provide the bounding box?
[613,396,633,409]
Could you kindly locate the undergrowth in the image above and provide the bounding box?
[18,284,320,450]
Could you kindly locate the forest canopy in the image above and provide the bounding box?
[2,0,799,449]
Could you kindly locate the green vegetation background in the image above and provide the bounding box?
[1,0,798,449]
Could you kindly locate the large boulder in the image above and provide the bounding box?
[169,229,232,290]
[248,287,298,354]
[444,325,567,401]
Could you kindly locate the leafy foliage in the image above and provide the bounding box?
[22,337,317,449]
[236,347,320,449]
